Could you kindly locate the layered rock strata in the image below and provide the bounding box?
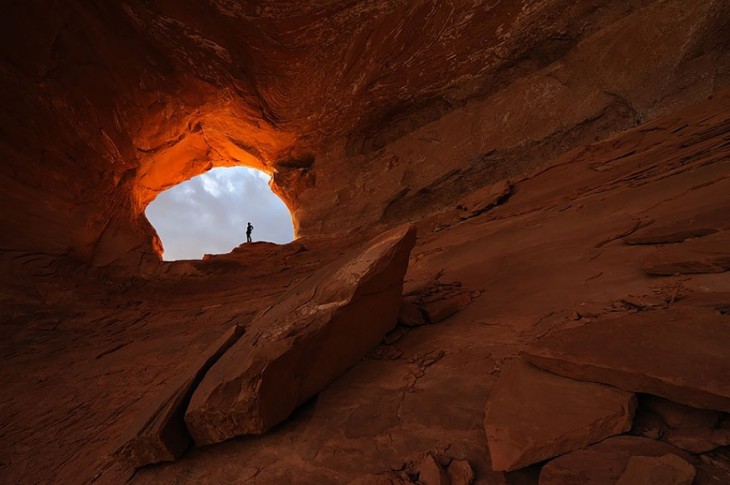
[641,231,730,276]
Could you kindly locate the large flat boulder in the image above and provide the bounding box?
[641,231,730,275]
[484,358,635,472]
[539,436,692,485]
[625,202,730,245]
[185,225,417,445]
[522,307,730,412]
[115,324,244,467]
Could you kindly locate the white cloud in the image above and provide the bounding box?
[145,166,294,260]
[200,173,222,197]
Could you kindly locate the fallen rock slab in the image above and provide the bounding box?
[456,180,512,219]
[115,324,244,467]
[398,299,427,327]
[641,230,730,275]
[185,225,417,445]
[539,436,691,485]
[625,226,718,245]
[664,428,730,454]
[484,358,635,472]
[616,453,695,485]
[421,291,473,323]
[522,307,730,412]
[407,281,475,324]
[418,454,449,485]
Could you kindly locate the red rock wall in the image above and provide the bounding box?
[0,0,728,273]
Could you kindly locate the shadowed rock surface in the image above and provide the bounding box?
[2,1,730,483]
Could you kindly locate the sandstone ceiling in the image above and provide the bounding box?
[1,0,728,271]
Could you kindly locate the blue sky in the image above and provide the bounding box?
[145,167,294,260]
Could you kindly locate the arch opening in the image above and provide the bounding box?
[145,166,295,261]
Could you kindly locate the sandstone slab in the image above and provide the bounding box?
[398,299,427,327]
[625,202,730,245]
[615,453,695,485]
[484,358,635,472]
[421,291,474,324]
[522,307,730,412]
[642,395,720,429]
[626,226,718,245]
[115,324,244,467]
[446,459,475,485]
[677,291,730,314]
[456,180,512,219]
[418,454,449,485]
[185,225,416,445]
[641,231,730,275]
[539,436,691,485]
[664,428,730,454]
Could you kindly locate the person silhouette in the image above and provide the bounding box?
[246,222,254,243]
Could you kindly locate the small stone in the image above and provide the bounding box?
[615,454,695,485]
[384,328,405,345]
[398,300,427,327]
[421,291,473,323]
[446,459,475,485]
[418,454,449,485]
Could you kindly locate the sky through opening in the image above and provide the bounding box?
[145,166,294,261]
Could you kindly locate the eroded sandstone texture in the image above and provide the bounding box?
[2,1,730,484]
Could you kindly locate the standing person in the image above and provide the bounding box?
[246,222,254,243]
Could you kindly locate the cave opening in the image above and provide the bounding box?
[145,166,294,261]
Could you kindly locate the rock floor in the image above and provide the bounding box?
[1,93,729,484]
